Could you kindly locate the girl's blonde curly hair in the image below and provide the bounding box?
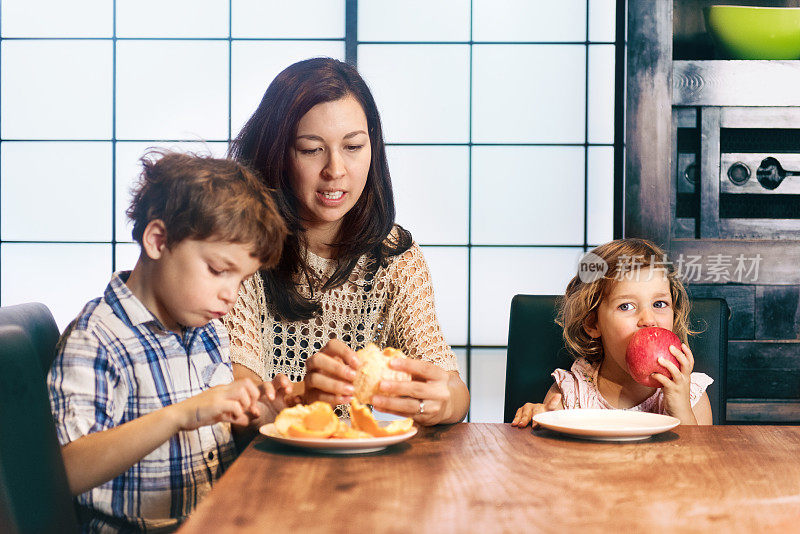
[556,238,693,365]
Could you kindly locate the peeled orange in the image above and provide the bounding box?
[353,344,412,404]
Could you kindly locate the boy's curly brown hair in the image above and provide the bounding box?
[556,238,693,365]
[127,150,287,267]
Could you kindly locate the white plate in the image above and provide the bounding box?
[259,423,418,454]
[532,409,680,441]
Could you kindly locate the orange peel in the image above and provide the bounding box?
[331,420,374,439]
[349,399,414,437]
[272,398,414,440]
[275,401,338,439]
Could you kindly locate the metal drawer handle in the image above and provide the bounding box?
[756,157,800,190]
[727,162,750,185]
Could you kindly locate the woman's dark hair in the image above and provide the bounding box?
[229,57,412,320]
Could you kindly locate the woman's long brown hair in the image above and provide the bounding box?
[229,58,412,320]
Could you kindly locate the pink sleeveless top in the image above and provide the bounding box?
[552,358,713,413]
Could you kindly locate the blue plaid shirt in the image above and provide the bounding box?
[48,272,237,533]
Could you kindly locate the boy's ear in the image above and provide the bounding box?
[141,220,168,260]
[583,311,601,339]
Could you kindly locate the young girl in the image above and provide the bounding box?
[224,58,470,426]
[512,238,713,427]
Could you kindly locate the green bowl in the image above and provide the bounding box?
[704,5,800,60]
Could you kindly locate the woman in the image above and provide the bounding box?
[225,57,469,426]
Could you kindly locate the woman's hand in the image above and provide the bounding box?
[370,358,467,426]
[651,343,697,425]
[302,338,360,406]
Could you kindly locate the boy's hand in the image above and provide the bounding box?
[511,395,562,428]
[650,343,696,424]
[175,378,261,431]
[248,374,295,424]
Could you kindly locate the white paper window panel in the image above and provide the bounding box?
[470,247,583,345]
[115,242,142,272]
[588,44,615,145]
[231,0,345,38]
[1,142,112,242]
[116,0,229,38]
[472,0,586,42]
[1,0,112,37]
[1,40,112,140]
[358,0,470,42]
[589,0,617,43]
[114,142,230,243]
[388,146,469,245]
[358,45,470,143]
[587,146,614,246]
[1,243,111,331]
[471,45,586,144]
[116,41,229,141]
[230,41,345,137]
[468,348,507,423]
[419,246,468,346]
[454,348,467,380]
[471,146,585,245]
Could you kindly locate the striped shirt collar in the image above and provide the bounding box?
[107,271,201,337]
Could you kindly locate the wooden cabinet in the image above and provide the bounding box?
[625,0,800,422]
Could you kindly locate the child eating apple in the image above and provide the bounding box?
[512,238,713,427]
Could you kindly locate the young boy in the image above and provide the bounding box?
[47,151,290,532]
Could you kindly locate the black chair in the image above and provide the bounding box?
[503,295,728,425]
[0,305,78,534]
[0,303,60,376]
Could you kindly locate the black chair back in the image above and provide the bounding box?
[0,303,60,375]
[0,306,78,534]
[504,295,728,424]
[685,298,728,424]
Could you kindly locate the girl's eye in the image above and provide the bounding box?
[299,147,321,155]
[208,266,223,276]
[345,144,364,152]
[654,300,670,309]
[618,303,634,311]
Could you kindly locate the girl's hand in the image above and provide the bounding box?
[650,343,697,424]
[511,394,563,428]
[175,378,261,431]
[302,338,360,406]
[371,358,455,426]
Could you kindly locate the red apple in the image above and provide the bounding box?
[625,327,682,388]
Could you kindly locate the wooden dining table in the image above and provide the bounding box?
[178,423,800,533]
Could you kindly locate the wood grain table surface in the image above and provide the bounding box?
[178,424,800,534]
